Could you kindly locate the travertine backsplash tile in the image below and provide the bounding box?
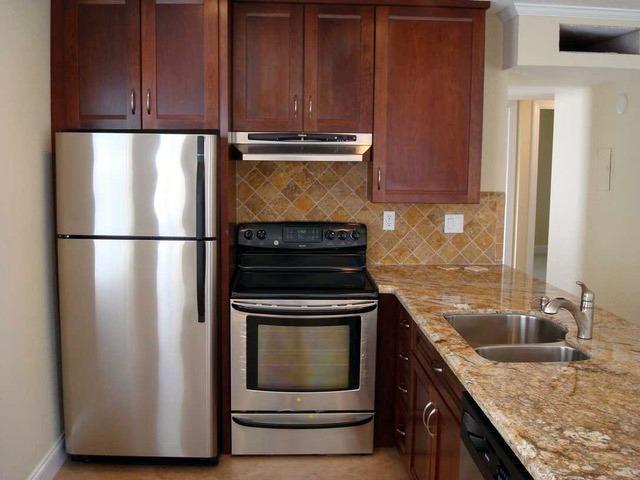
[236,161,505,265]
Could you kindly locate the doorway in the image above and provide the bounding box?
[505,100,555,280]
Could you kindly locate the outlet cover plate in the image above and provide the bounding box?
[444,214,464,234]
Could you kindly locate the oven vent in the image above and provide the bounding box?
[559,24,640,55]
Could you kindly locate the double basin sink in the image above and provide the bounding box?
[445,313,590,363]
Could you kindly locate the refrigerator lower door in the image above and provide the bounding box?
[57,238,216,458]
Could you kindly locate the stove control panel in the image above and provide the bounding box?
[238,222,367,249]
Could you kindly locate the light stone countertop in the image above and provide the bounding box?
[368,265,640,480]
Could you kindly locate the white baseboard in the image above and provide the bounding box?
[28,434,66,480]
[534,245,548,255]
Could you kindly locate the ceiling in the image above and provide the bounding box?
[485,0,640,14]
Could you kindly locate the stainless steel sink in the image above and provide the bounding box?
[444,313,589,363]
[475,345,590,363]
[445,313,567,347]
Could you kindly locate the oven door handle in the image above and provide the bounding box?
[232,414,374,430]
[231,301,377,316]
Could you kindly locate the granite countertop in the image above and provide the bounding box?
[368,265,640,480]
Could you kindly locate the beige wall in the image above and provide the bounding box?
[584,80,640,320]
[505,15,640,69]
[0,2,62,479]
[513,100,534,271]
[481,14,509,193]
[534,109,554,247]
[546,88,592,294]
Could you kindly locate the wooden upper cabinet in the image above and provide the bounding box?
[371,6,485,204]
[232,3,304,132]
[303,5,373,132]
[141,0,218,129]
[63,0,141,129]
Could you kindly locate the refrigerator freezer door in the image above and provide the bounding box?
[55,132,216,238]
[57,238,216,458]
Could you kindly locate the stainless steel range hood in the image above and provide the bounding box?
[229,132,372,162]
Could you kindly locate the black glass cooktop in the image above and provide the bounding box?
[231,270,378,300]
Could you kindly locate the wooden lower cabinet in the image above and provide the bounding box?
[408,357,436,480]
[408,353,461,480]
[376,297,463,480]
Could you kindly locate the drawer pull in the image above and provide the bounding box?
[400,320,410,329]
[397,384,408,394]
[432,365,444,374]
[399,353,409,362]
[395,426,406,437]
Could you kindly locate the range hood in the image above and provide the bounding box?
[229,132,372,162]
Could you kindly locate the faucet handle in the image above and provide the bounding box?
[538,296,551,310]
[576,281,595,304]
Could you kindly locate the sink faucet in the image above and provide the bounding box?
[540,281,595,340]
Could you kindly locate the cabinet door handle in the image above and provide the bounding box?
[377,168,382,190]
[421,402,433,431]
[397,384,408,394]
[395,426,406,437]
[399,353,409,362]
[308,96,313,116]
[146,89,151,115]
[293,95,298,118]
[130,89,136,115]
[426,407,438,438]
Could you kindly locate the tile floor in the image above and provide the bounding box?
[54,448,408,480]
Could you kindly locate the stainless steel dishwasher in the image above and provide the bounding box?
[459,393,533,480]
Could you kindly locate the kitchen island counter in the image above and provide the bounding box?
[369,265,640,480]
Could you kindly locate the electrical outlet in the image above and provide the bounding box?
[444,214,464,234]
[383,211,395,231]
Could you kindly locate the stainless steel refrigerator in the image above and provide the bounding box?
[55,132,217,459]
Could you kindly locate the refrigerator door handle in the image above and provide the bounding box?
[196,137,205,239]
[197,241,206,323]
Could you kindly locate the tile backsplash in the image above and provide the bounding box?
[236,161,504,266]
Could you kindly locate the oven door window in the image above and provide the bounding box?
[246,315,361,392]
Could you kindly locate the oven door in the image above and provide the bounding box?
[230,299,377,412]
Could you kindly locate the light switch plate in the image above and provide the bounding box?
[444,214,464,234]
[383,211,395,231]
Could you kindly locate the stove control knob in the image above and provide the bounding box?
[338,231,348,241]
[256,229,267,240]
[350,230,360,241]
[325,230,336,240]
[243,229,254,240]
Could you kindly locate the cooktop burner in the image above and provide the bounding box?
[231,222,378,300]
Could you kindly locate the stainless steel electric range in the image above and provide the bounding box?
[230,222,378,455]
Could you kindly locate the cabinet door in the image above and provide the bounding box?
[63,0,141,129]
[431,388,461,480]
[371,6,485,204]
[141,0,219,129]
[408,357,437,480]
[303,5,373,132]
[232,3,303,132]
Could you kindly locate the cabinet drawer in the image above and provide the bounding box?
[413,326,464,418]
[397,312,411,351]
[393,395,409,454]
[396,349,410,389]
[395,375,410,408]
